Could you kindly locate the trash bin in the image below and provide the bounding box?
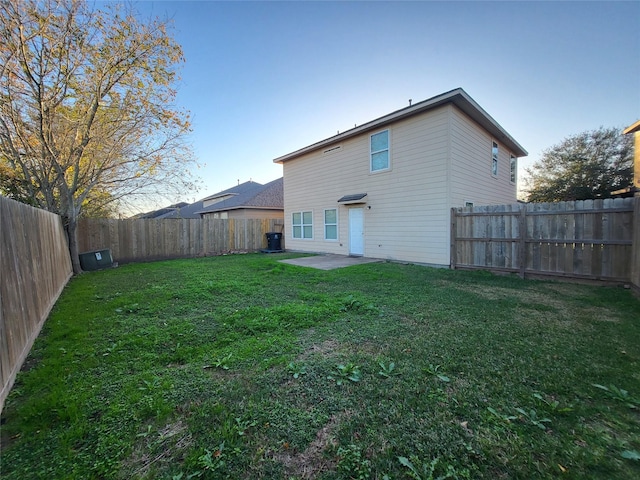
[265,232,282,251]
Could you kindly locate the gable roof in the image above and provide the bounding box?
[274,88,528,164]
[195,177,283,215]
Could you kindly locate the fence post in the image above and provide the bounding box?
[632,196,640,294]
[450,208,457,269]
[518,205,526,278]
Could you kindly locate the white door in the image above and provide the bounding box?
[349,207,364,256]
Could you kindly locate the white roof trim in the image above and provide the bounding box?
[623,120,640,135]
[274,88,527,163]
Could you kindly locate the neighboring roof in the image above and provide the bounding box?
[196,177,283,215]
[274,88,528,164]
[152,180,282,219]
[156,200,205,219]
[133,202,189,219]
[623,120,640,135]
[201,180,265,202]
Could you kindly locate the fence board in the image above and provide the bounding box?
[451,198,637,285]
[77,217,285,264]
[632,198,640,294]
[1,197,73,412]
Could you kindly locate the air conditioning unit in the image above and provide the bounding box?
[79,249,113,271]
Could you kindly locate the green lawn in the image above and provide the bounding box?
[1,253,639,479]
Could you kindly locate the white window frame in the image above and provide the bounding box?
[491,141,499,177]
[370,129,390,173]
[292,211,313,239]
[324,208,338,241]
[510,154,517,184]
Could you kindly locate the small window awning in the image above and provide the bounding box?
[337,193,367,204]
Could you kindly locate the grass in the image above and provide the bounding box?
[1,252,639,479]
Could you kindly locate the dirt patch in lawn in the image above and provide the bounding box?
[273,414,342,479]
[124,419,192,478]
[297,339,340,361]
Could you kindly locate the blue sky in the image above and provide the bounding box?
[130,0,639,203]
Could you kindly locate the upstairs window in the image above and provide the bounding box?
[510,155,517,184]
[292,211,313,239]
[324,209,337,240]
[370,130,390,172]
[491,141,499,176]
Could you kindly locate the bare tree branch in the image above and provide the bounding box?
[0,0,198,272]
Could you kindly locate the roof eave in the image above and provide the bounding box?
[274,88,527,163]
[623,120,640,135]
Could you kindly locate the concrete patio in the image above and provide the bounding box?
[279,254,381,270]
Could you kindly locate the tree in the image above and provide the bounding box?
[0,0,197,273]
[524,127,633,203]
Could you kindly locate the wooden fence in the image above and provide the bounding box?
[78,217,285,264]
[633,198,640,292]
[451,197,639,287]
[0,197,73,412]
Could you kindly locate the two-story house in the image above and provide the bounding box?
[274,88,527,266]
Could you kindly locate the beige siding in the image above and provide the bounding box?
[449,107,518,207]
[283,105,453,265]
